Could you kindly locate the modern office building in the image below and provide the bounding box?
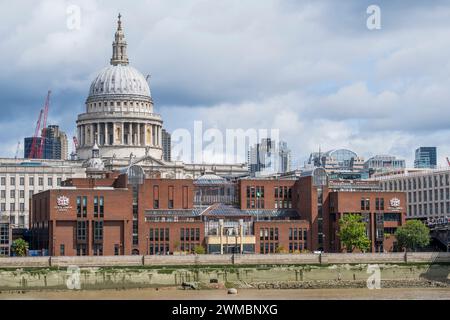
[30,165,406,256]
[374,167,450,220]
[162,129,171,162]
[414,147,437,169]
[24,125,69,160]
[308,149,365,172]
[364,155,406,175]
[248,139,291,175]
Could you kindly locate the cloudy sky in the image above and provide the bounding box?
[1,0,450,167]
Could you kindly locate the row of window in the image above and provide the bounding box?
[0,176,62,187]
[383,174,450,191]
[259,228,279,241]
[274,186,292,199]
[88,100,151,109]
[289,242,307,252]
[62,244,120,256]
[360,198,385,211]
[246,186,265,198]
[76,196,104,218]
[289,228,308,241]
[0,190,39,200]
[0,202,26,212]
[407,189,450,203]
[152,185,189,209]
[408,202,450,216]
[76,220,104,241]
[180,228,200,241]
[149,228,170,241]
[260,242,279,254]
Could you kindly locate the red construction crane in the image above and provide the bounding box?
[446,157,450,167]
[28,109,43,158]
[37,90,51,159]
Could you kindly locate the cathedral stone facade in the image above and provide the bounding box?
[76,14,163,161]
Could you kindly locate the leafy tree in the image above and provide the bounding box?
[194,245,206,254]
[11,238,28,257]
[275,245,288,254]
[395,220,430,252]
[338,214,371,252]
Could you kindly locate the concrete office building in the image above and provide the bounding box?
[248,139,291,176]
[374,167,450,220]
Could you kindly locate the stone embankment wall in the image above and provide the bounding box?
[0,253,448,291]
[1,252,450,268]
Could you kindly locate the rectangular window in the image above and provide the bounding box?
[165,228,170,241]
[10,177,15,185]
[76,196,81,217]
[19,177,25,186]
[153,185,159,209]
[149,228,154,241]
[60,244,65,256]
[94,196,99,217]
[94,220,103,241]
[19,190,24,199]
[180,228,185,241]
[57,178,62,186]
[10,190,15,199]
[38,177,43,186]
[99,197,104,217]
[168,186,174,209]
[82,196,87,217]
[29,177,34,185]
[48,178,53,186]
[76,244,87,256]
[76,221,87,241]
[114,244,120,256]
[195,228,200,241]
[93,245,103,256]
[190,228,195,242]
[0,177,5,186]
[19,203,25,212]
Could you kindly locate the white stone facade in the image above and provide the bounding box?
[374,168,450,219]
[0,158,86,228]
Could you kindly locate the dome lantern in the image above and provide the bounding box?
[110,13,129,66]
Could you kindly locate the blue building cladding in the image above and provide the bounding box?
[414,147,437,169]
[24,137,61,159]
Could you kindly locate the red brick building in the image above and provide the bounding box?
[30,166,406,256]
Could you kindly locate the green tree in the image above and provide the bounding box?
[338,214,371,252]
[194,245,206,254]
[275,245,288,254]
[11,238,28,257]
[395,220,430,252]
